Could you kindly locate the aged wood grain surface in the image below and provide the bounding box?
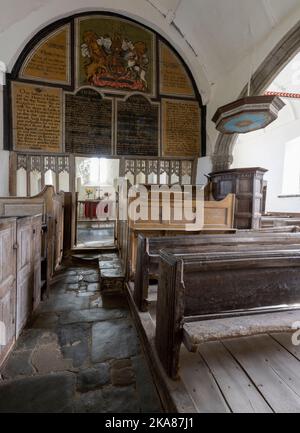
[223,335,300,413]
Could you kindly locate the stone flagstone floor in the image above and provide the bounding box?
[0,256,162,413]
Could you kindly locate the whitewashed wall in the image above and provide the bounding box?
[196,157,212,186]
[232,101,300,212]
[0,75,9,196]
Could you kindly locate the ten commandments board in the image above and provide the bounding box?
[12,82,62,153]
[162,99,201,157]
[65,89,113,155]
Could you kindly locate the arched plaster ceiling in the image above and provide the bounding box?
[1,0,300,83]
[146,0,300,81]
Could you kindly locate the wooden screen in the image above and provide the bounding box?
[123,158,196,185]
[12,153,71,197]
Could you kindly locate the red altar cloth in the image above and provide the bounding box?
[84,201,109,219]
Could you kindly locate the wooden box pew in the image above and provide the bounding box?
[0,217,17,368]
[0,186,65,294]
[127,188,236,279]
[133,231,300,312]
[0,214,43,368]
[15,215,43,337]
[261,212,300,229]
[155,249,300,379]
[116,179,236,277]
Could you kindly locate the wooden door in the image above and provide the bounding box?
[0,218,17,367]
[32,215,42,311]
[16,217,33,337]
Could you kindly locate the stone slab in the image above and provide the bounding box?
[1,350,35,379]
[57,324,90,368]
[102,385,139,413]
[0,373,76,413]
[74,389,106,413]
[77,364,110,393]
[59,309,127,325]
[39,293,90,313]
[92,320,139,363]
[132,354,162,413]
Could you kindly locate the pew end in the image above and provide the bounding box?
[155,249,300,379]
[155,251,185,379]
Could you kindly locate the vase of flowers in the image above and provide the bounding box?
[85,188,93,199]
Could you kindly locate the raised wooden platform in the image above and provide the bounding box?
[181,333,300,413]
[126,282,300,413]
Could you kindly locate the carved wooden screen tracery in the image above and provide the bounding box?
[15,153,71,197]
[13,154,195,196]
[123,157,195,185]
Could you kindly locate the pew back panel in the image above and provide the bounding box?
[134,232,300,311]
[0,215,43,367]
[0,187,66,293]
[31,215,42,312]
[53,192,64,269]
[16,215,43,337]
[181,251,300,316]
[116,179,236,278]
[203,194,235,230]
[16,217,33,337]
[0,218,17,368]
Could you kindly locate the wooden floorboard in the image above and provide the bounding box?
[180,346,231,413]
[224,335,300,413]
[199,341,273,413]
[128,280,300,413]
[271,333,300,361]
[245,335,300,391]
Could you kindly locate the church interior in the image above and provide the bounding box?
[1,0,300,414]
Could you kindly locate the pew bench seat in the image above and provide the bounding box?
[183,309,300,352]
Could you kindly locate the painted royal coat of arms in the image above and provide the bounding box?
[78,17,155,95]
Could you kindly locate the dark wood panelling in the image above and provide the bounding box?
[209,167,268,229]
